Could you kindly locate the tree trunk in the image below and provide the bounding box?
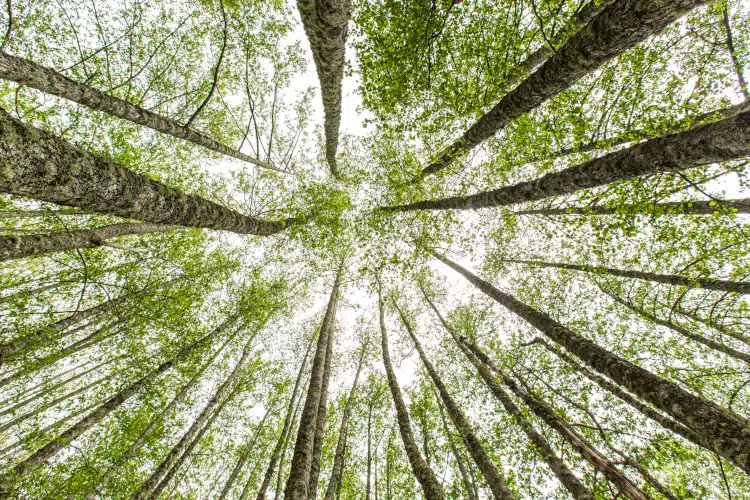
[419,0,710,178]
[366,402,372,500]
[275,391,306,500]
[133,330,256,499]
[675,306,750,345]
[0,282,62,304]
[0,222,180,262]
[434,390,478,500]
[256,335,316,500]
[0,209,90,219]
[324,343,367,500]
[296,0,350,177]
[377,287,444,500]
[386,108,750,212]
[421,286,594,500]
[395,300,515,500]
[517,198,750,217]
[509,259,750,295]
[309,313,336,500]
[0,108,299,235]
[284,268,342,500]
[0,52,280,171]
[435,253,750,475]
[0,315,238,493]
[85,333,236,499]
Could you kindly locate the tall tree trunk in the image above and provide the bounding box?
[385,431,391,500]
[275,391,306,500]
[85,334,236,499]
[420,286,594,500]
[0,109,299,234]
[377,287,444,500]
[256,335,315,500]
[365,401,372,500]
[434,253,750,474]
[508,259,750,295]
[0,52,280,171]
[517,198,750,217]
[0,222,180,262]
[395,300,515,500]
[418,0,710,178]
[296,0,350,177]
[675,306,750,346]
[284,268,342,500]
[0,315,238,494]
[324,343,367,500]
[133,330,257,499]
[461,337,648,500]
[0,209,90,219]
[433,389,478,500]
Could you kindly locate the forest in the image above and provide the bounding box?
[0,0,749,498]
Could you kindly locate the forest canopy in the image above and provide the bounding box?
[0,0,749,498]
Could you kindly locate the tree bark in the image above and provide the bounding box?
[508,259,750,295]
[132,330,257,499]
[0,315,238,494]
[0,222,180,261]
[0,52,281,171]
[419,0,711,178]
[296,0,350,177]
[0,108,299,234]
[366,397,372,500]
[433,389,478,500]
[435,253,750,475]
[386,109,750,212]
[324,342,367,500]
[516,198,750,217]
[395,299,515,500]
[377,287,444,500]
[420,287,595,500]
[284,268,342,500]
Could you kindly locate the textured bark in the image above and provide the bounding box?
[389,109,750,211]
[510,259,750,295]
[435,253,750,474]
[377,288,444,500]
[133,332,256,500]
[275,391,306,500]
[395,300,515,500]
[0,52,280,171]
[517,198,750,217]
[0,209,89,218]
[85,334,236,499]
[419,0,710,178]
[0,109,299,234]
[324,344,366,500]
[434,391,478,500]
[0,222,180,261]
[461,338,648,500]
[420,289,593,500]
[284,269,342,500]
[296,0,350,177]
[308,315,336,500]
[256,337,315,500]
[0,315,237,492]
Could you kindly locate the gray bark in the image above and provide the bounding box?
[419,0,711,178]
[434,390,478,500]
[0,108,299,234]
[0,52,281,171]
[395,300,515,500]
[0,222,180,261]
[517,198,750,217]
[296,0,350,177]
[377,287,444,500]
[284,268,342,500]
[435,253,750,475]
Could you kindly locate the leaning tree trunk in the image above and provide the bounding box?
[435,253,750,475]
[296,0,350,177]
[433,390,478,500]
[508,259,750,295]
[377,287,444,500]
[0,222,180,262]
[0,315,238,494]
[516,198,750,217]
[386,108,750,211]
[419,287,595,500]
[394,300,515,500]
[284,268,342,500]
[85,333,237,499]
[308,316,336,500]
[418,0,711,178]
[0,52,280,171]
[256,335,316,500]
[132,330,256,500]
[324,342,367,500]
[0,109,299,235]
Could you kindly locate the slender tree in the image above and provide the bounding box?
[516,198,750,217]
